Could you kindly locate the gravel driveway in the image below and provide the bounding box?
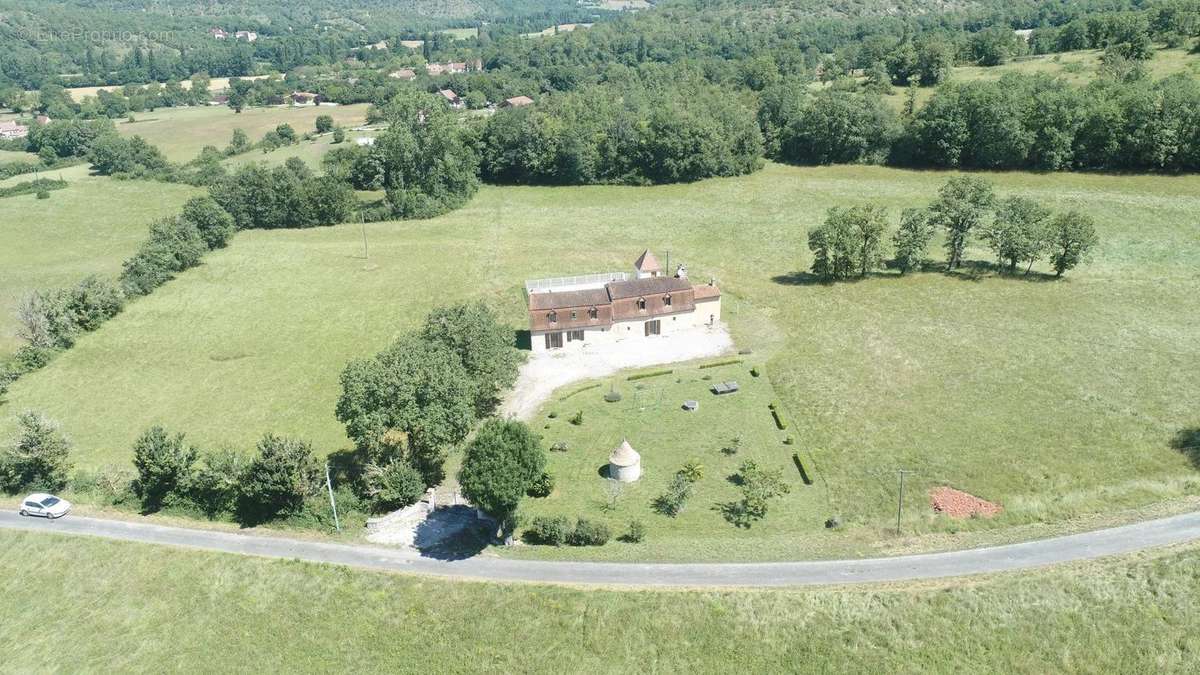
[499,324,735,420]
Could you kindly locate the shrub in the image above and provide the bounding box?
[526,471,554,498]
[0,410,73,493]
[131,426,197,511]
[784,435,795,445]
[236,434,323,524]
[547,411,558,419]
[569,411,584,426]
[70,465,135,505]
[771,406,789,430]
[622,520,646,543]
[35,190,50,199]
[721,435,742,456]
[363,460,426,513]
[560,382,600,400]
[603,389,622,403]
[332,127,346,143]
[186,449,245,517]
[315,115,334,134]
[179,196,236,250]
[699,358,743,369]
[723,460,791,528]
[120,217,207,296]
[679,460,705,482]
[568,517,610,546]
[550,441,569,453]
[750,366,760,377]
[526,515,572,546]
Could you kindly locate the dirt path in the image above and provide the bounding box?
[499,324,735,420]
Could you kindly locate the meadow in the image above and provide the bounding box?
[0,177,201,357]
[115,103,372,162]
[1,163,1197,558]
[0,529,1198,672]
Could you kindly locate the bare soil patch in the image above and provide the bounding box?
[930,487,1003,519]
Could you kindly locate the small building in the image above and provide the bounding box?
[501,95,534,108]
[354,136,375,147]
[425,63,446,76]
[290,92,320,106]
[235,30,258,42]
[525,249,722,352]
[608,439,642,482]
[438,89,464,109]
[209,28,228,39]
[0,120,29,140]
[364,40,388,51]
[35,115,51,125]
[389,68,417,81]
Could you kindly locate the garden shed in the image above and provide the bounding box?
[608,438,642,482]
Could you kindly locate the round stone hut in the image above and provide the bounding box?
[608,438,642,482]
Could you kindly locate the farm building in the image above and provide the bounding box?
[502,96,534,108]
[0,120,29,140]
[525,250,722,352]
[439,89,464,108]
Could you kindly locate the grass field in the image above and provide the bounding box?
[0,149,38,163]
[116,104,371,163]
[53,75,272,102]
[1,530,1198,671]
[883,46,1200,109]
[441,27,479,39]
[0,177,201,358]
[1,163,1197,558]
[224,130,380,170]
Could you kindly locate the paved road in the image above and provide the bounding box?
[2,510,1199,587]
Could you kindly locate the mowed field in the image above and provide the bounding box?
[1,163,1198,557]
[115,104,372,162]
[1,530,1199,671]
[0,177,201,357]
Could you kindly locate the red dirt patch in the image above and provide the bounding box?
[929,486,1002,519]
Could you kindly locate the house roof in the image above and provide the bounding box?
[693,284,721,300]
[609,439,640,467]
[438,89,460,101]
[634,249,661,272]
[606,275,691,300]
[504,96,533,107]
[527,288,611,311]
[0,121,24,130]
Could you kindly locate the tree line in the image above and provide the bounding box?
[807,176,1101,281]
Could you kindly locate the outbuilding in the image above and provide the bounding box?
[608,438,642,482]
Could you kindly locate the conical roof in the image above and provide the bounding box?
[609,438,640,467]
[634,249,661,272]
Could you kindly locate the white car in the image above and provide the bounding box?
[18,493,71,519]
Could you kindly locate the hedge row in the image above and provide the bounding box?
[559,382,601,400]
[699,358,743,369]
[768,401,789,430]
[627,369,673,382]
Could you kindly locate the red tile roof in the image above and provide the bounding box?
[606,276,691,300]
[527,288,611,311]
[634,249,661,272]
[693,284,721,300]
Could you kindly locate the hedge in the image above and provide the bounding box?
[792,453,814,485]
[771,405,788,430]
[698,358,743,370]
[560,382,600,400]
[627,369,673,382]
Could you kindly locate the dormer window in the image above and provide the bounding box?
[588,306,598,320]
[570,310,577,320]
[548,310,557,324]
[636,297,646,311]
[664,294,672,307]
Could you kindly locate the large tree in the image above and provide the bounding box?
[984,196,1051,274]
[0,411,72,493]
[377,90,480,219]
[457,419,545,527]
[420,302,523,415]
[892,208,935,274]
[927,176,996,270]
[236,434,323,524]
[809,205,888,280]
[335,334,476,485]
[132,426,197,511]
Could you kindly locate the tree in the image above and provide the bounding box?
[809,205,886,280]
[377,90,480,219]
[927,176,996,269]
[131,426,197,511]
[723,460,790,528]
[236,434,322,523]
[0,411,72,493]
[363,461,425,513]
[335,334,476,486]
[119,217,207,296]
[892,208,935,274]
[179,196,236,249]
[1047,211,1099,277]
[457,419,545,526]
[984,196,1051,273]
[420,302,523,415]
[332,127,346,144]
[87,134,169,176]
[275,123,297,144]
[970,27,1022,67]
[225,128,250,155]
[315,115,334,134]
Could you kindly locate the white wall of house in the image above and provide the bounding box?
[532,302,722,354]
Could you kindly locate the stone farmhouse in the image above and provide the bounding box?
[525,250,721,352]
[0,120,29,140]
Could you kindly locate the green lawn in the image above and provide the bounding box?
[1,530,1198,671]
[224,130,379,171]
[441,26,479,39]
[0,177,201,358]
[116,104,371,163]
[0,149,38,163]
[1,163,1197,559]
[517,360,834,560]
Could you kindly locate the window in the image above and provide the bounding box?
[548,310,557,324]
[644,320,661,336]
[588,306,598,320]
[570,310,577,320]
[664,294,672,307]
[636,297,646,311]
[545,332,563,349]
[567,330,585,342]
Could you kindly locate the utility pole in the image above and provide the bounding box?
[895,469,914,534]
[359,212,369,261]
[325,463,341,532]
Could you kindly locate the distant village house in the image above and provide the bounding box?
[0,120,29,140]
[501,96,534,108]
[439,89,464,109]
[290,92,321,107]
[525,250,722,352]
[389,68,417,80]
